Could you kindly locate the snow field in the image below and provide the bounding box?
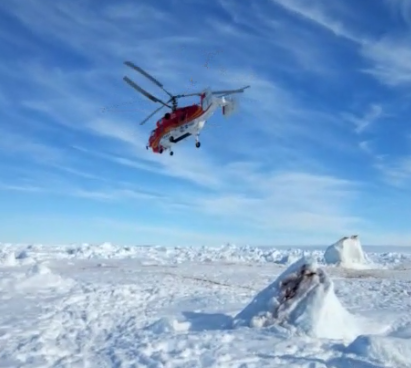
[0,241,411,367]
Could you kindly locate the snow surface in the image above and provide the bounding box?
[1,242,411,367]
[324,235,370,268]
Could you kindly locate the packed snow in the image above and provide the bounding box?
[1,240,411,367]
[324,235,370,269]
[232,256,386,341]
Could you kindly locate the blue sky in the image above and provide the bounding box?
[1,0,411,246]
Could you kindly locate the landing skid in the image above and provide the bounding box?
[154,132,202,156]
[167,141,200,156]
[170,132,191,143]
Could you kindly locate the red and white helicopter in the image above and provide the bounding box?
[123,61,250,156]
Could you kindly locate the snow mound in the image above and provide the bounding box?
[232,257,366,340]
[26,262,52,276]
[346,320,411,366]
[324,235,370,268]
[0,251,18,266]
[146,317,191,334]
[11,262,75,292]
[0,249,34,266]
[347,334,411,367]
[66,242,135,259]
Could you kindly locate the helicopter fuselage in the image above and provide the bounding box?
[148,91,222,154]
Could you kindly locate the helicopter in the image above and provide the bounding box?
[122,61,250,156]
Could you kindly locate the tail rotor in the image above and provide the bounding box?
[222,95,239,117]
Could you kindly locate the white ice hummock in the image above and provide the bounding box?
[232,257,361,340]
[324,235,367,267]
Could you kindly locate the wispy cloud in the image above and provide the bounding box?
[383,0,411,27]
[360,36,411,87]
[190,171,363,235]
[1,0,411,245]
[359,140,372,155]
[0,126,64,164]
[270,0,411,89]
[342,104,383,134]
[0,184,42,193]
[270,0,364,42]
[374,155,411,187]
[0,175,173,206]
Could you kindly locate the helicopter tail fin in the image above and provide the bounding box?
[222,95,238,117]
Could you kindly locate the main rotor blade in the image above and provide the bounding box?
[174,92,203,98]
[211,85,250,95]
[124,61,174,99]
[140,105,165,126]
[173,86,250,99]
[123,76,171,108]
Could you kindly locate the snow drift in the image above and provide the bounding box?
[347,334,411,368]
[324,235,369,268]
[344,321,411,367]
[232,257,363,340]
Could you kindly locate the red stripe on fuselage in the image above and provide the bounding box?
[149,104,204,150]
